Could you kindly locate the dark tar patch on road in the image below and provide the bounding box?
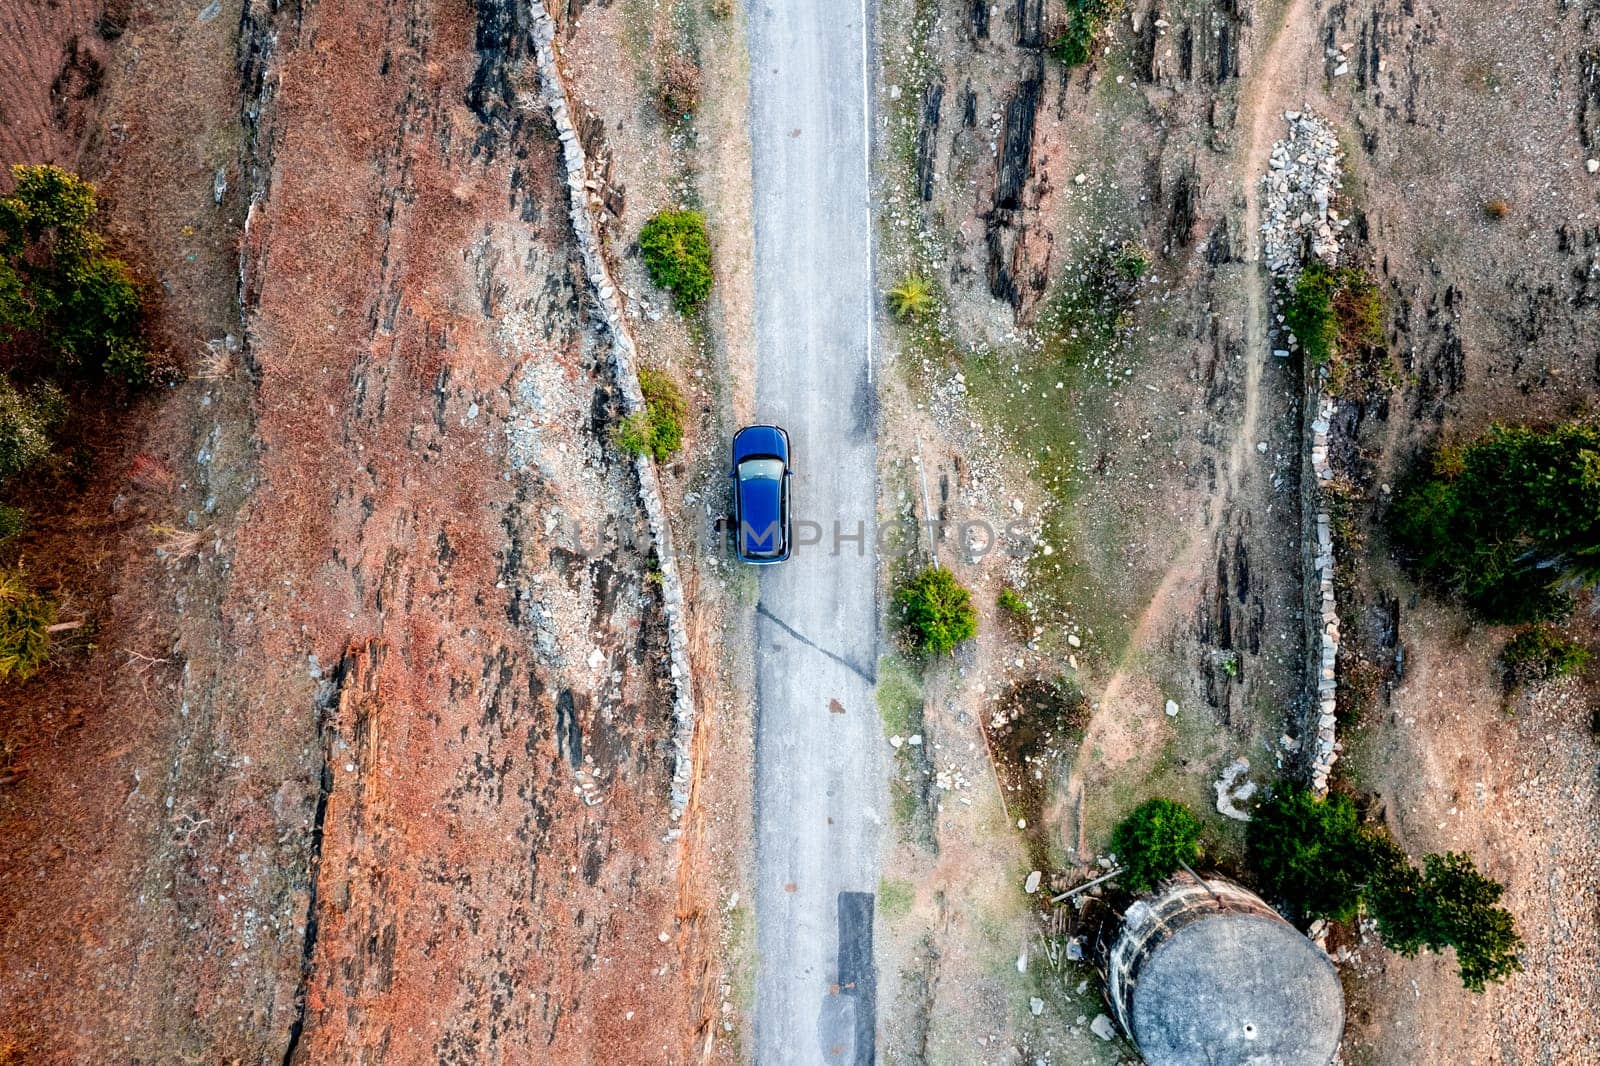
[818,890,877,1064]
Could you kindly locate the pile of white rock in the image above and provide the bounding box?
[1260,111,1347,278]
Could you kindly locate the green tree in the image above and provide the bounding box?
[639,210,713,313]
[1247,786,1403,922]
[1370,852,1523,992]
[894,565,977,657]
[1390,421,1600,623]
[1109,798,1203,893]
[0,164,100,262]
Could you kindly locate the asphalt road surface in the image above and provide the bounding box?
[746,0,883,1062]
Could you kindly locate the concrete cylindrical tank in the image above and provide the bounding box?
[1105,872,1344,1066]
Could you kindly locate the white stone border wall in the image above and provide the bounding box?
[1307,395,1339,793]
[527,6,698,818]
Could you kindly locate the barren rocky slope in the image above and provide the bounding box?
[0,0,723,1060]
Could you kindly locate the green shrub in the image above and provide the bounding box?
[1111,241,1151,283]
[0,164,100,262]
[103,336,153,386]
[1390,421,1600,623]
[1369,851,1523,992]
[56,254,143,367]
[1283,262,1338,366]
[0,165,150,379]
[894,565,977,657]
[886,276,934,322]
[0,568,54,681]
[639,210,713,313]
[1502,625,1589,685]
[0,379,64,481]
[0,505,25,543]
[997,586,1028,616]
[1284,263,1387,386]
[1109,798,1203,893]
[1049,0,1112,67]
[1247,785,1402,922]
[615,365,687,462]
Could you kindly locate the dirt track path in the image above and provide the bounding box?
[1065,0,1321,852]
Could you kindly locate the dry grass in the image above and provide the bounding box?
[656,52,702,117]
[148,523,207,565]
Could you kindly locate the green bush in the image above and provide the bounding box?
[639,210,713,313]
[1049,0,1112,67]
[894,565,977,657]
[1284,263,1387,384]
[615,366,687,462]
[0,164,150,380]
[55,254,144,367]
[997,586,1028,616]
[1109,798,1203,893]
[1283,263,1338,366]
[1369,851,1523,992]
[886,276,934,322]
[1502,625,1589,685]
[1390,421,1600,623]
[104,336,153,386]
[0,505,24,543]
[0,379,64,481]
[0,568,54,681]
[0,164,99,262]
[1247,785,1401,922]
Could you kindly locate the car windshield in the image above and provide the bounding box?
[738,458,784,482]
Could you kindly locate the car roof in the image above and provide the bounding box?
[738,474,785,556]
[733,424,789,464]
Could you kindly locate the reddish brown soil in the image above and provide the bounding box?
[0,0,715,1060]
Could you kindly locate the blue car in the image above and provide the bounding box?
[731,425,793,563]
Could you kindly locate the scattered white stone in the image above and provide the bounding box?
[1589,158,1600,174]
[1215,757,1256,821]
[1073,173,1087,185]
[1030,997,1046,1017]
[1091,1014,1117,1041]
[1024,870,1042,894]
[1067,634,1082,648]
[1165,699,1179,717]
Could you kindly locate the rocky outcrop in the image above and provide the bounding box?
[526,3,698,817]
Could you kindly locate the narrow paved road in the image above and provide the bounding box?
[746,0,883,1062]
